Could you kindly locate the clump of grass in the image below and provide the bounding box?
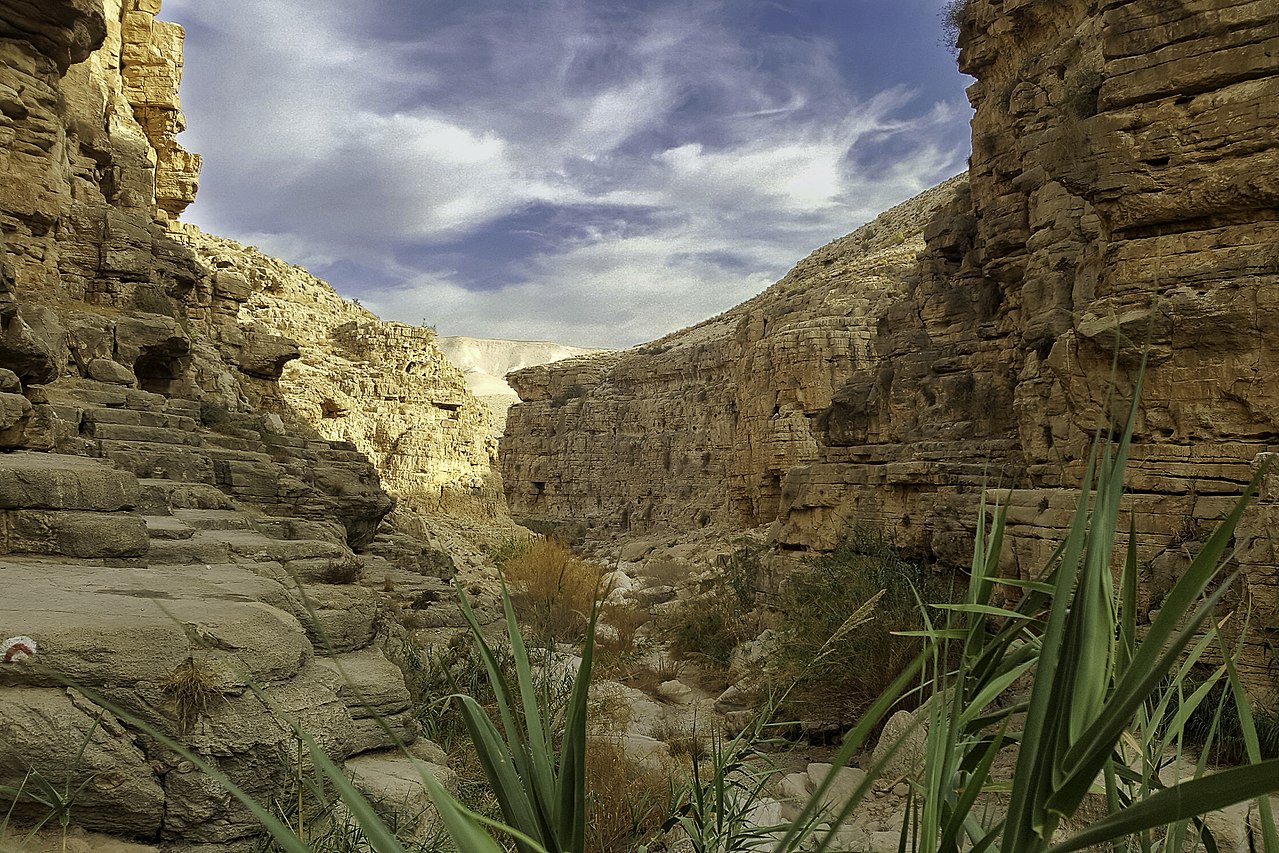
[766,529,955,730]
[163,657,217,733]
[501,537,603,644]
[665,540,767,668]
[649,718,709,763]
[583,736,671,853]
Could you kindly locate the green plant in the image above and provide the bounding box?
[869,371,1279,853]
[665,540,766,668]
[424,581,599,853]
[767,529,953,728]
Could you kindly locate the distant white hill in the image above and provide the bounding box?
[436,336,609,433]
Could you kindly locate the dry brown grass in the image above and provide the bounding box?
[583,736,671,853]
[501,537,603,643]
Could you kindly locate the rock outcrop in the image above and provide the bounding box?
[501,0,1279,695]
[0,0,468,844]
[175,229,503,518]
[501,180,961,535]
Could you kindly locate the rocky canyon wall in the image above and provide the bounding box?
[501,179,963,535]
[501,0,1279,693]
[0,1,484,844]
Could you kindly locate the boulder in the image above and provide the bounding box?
[0,452,141,511]
[0,367,20,392]
[870,709,927,781]
[85,357,137,386]
[0,688,164,838]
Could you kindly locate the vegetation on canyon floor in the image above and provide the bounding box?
[6,397,1279,853]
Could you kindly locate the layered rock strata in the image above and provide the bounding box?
[501,0,1279,693]
[176,228,503,518]
[501,180,962,534]
[0,0,465,843]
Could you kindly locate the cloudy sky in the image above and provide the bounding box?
[162,0,973,348]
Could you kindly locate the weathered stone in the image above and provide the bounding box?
[3,509,149,558]
[229,328,297,379]
[0,688,164,838]
[0,308,63,385]
[345,753,456,842]
[0,0,108,73]
[86,357,138,386]
[315,647,417,755]
[0,367,20,392]
[0,452,140,510]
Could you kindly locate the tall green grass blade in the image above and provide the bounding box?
[1049,760,1279,853]
[303,736,406,853]
[1222,627,1279,853]
[419,771,536,853]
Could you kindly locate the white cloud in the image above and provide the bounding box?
[163,0,971,348]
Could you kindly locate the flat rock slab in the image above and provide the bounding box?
[0,558,310,694]
[0,451,140,510]
[2,509,149,558]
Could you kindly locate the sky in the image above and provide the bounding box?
[162,0,973,349]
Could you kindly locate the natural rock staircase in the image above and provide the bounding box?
[0,380,457,845]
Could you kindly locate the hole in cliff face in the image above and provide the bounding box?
[133,346,190,396]
[321,399,347,418]
[1144,156,1171,167]
[532,481,545,495]
[1174,95,1194,105]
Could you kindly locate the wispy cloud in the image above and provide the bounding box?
[164,0,971,348]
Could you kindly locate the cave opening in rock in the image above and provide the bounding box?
[133,347,190,395]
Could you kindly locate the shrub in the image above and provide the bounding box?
[500,537,602,644]
[665,540,766,667]
[767,529,954,729]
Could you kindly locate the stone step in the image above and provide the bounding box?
[95,440,215,483]
[146,532,231,565]
[0,451,141,511]
[0,508,148,558]
[135,479,234,514]
[201,432,265,453]
[171,508,254,531]
[83,406,196,431]
[88,422,204,446]
[143,514,195,540]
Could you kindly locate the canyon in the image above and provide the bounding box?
[501,0,1279,697]
[2,0,1279,847]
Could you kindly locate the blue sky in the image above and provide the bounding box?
[163,0,972,348]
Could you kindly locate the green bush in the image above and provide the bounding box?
[665,540,765,667]
[767,529,954,729]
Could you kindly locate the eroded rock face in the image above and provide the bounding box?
[0,0,460,844]
[176,228,504,519]
[501,180,962,535]
[500,0,1279,694]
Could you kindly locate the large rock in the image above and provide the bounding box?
[0,452,141,511]
[0,688,164,838]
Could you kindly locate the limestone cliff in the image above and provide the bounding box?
[0,0,470,844]
[176,228,503,518]
[501,0,1279,694]
[501,180,961,534]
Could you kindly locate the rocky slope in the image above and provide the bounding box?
[176,230,503,518]
[436,335,607,433]
[0,0,489,845]
[501,0,1279,696]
